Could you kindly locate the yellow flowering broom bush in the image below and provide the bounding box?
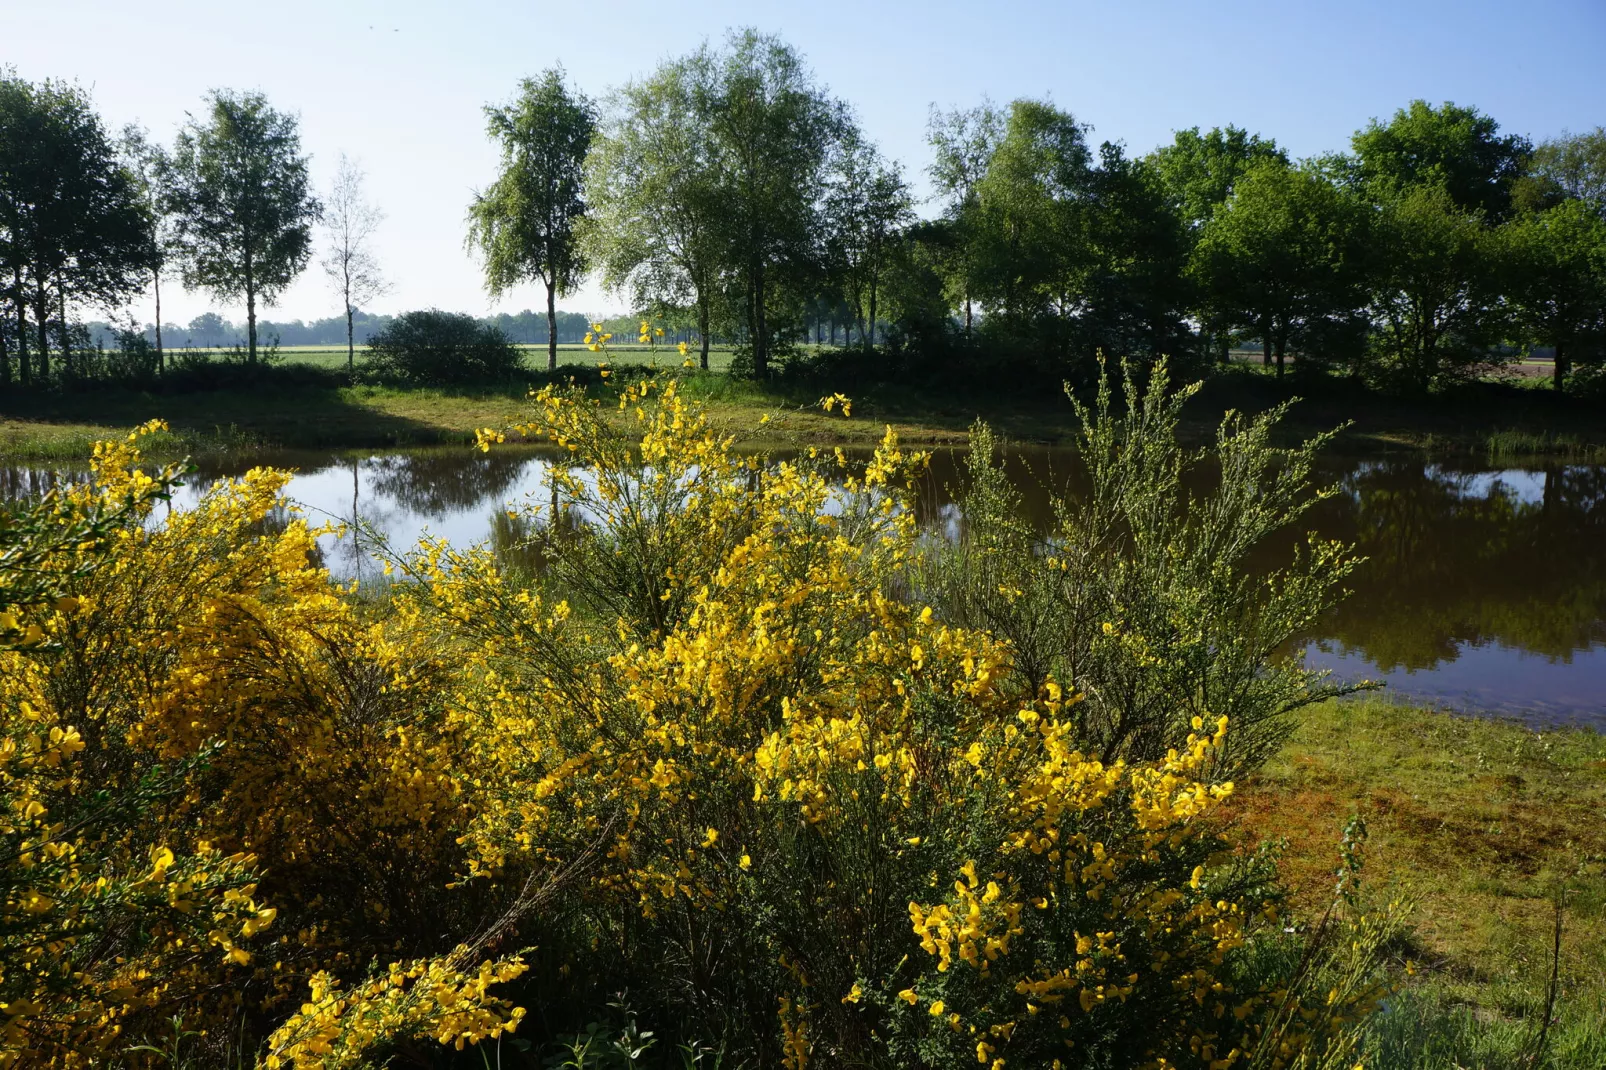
[0,375,1388,1067]
[395,376,1385,1068]
[0,425,524,1067]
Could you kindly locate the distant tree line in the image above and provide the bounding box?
[3,34,1605,394]
[79,307,620,351]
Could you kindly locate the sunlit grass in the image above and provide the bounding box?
[1236,696,1606,1068]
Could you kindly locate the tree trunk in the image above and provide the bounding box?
[12,278,28,386]
[346,301,356,376]
[154,269,164,376]
[752,260,768,379]
[1553,342,1568,392]
[1275,335,1286,379]
[868,275,878,349]
[246,288,258,365]
[545,281,558,371]
[698,297,710,372]
[1261,329,1271,368]
[0,313,9,388]
[59,286,72,380]
[34,283,50,380]
[964,291,973,339]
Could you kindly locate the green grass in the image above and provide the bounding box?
[0,371,992,461]
[1235,697,1606,1068]
[3,358,1605,463]
[1485,429,1606,463]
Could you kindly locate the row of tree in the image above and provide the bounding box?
[4,32,1605,393]
[472,32,1606,390]
[84,308,615,350]
[1,71,373,381]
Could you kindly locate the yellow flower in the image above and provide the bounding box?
[898,989,918,1005]
[702,828,719,847]
[841,982,863,1004]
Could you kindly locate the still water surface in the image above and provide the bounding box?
[6,448,1603,726]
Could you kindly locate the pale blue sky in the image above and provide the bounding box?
[6,0,1604,326]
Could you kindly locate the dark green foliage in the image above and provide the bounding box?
[705,30,845,379]
[1192,161,1368,378]
[1361,184,1511,391]
[0,72,150,386]
[1504,199,1606,390]
[363,309,521,385]
[1519,127,1606,217]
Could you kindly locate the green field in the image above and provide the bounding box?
[185,342,743,373]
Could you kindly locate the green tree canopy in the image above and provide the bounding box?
[1363,183,1509,390]
[467,68,596,371]
[1351,100,1532,221]
[1147,124,1287,228]
[163,89,320,366]
[1193,160,1364,376]
[927,101,1004,337]
[117,124,174,371]
[0,73,148,384]
[704,29,845,378]
[823,134,913,346]
[1521,127,1606,217]
[971,99,1095,348]
[1504,198,1606,389]
[1078,143,1191,361]
[583,51,725,369]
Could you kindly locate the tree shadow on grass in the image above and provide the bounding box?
[0,383,481,452]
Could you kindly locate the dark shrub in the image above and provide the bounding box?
[363,310,521,385]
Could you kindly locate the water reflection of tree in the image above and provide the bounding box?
[1312,461,1606,671]
[0,466,87,502]
[364,450,540,515]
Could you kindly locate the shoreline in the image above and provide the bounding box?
[3,366,1605,464]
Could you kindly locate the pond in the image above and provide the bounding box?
[5,447,1603,727]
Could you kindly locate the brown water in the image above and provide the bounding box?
[6,447,1603,726]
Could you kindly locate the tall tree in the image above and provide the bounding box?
[0,73,148,383]
[467,68,596,371]
[163,89,320,366]
[1145,126,1285,364]
[704,29,843,378]
[320,154,388,375]
[118,124,172,373]
[1193,160,1363,377]
[1363,182,1509,390]
[1077,143,1192,362]
[1351,100,1532,221]
[970,99,1095,353]
[1504,199,1606,390]
[824,134,913,346]
[927,101,1004,338]
[584,51,724,370]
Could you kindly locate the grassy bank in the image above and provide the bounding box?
[1236,697,1606,1068]
[4,363,1606,462]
